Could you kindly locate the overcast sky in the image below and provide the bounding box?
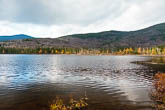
[0,0,165,38]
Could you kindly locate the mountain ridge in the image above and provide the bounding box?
[0,22,165,49]
[0,34,34,41]
[60,22,165,38]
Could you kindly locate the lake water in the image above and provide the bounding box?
[0,55,158,110]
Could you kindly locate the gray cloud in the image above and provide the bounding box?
[0,0,135,25]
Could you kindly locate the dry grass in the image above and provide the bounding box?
[151,73,165,110]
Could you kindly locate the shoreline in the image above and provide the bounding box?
[0,54,165,57]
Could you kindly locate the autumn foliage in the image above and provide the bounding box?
[1,46,165,55]
[50,95,88,110]
[151,73,165,110]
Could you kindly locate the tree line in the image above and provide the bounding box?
[1,46,165,55]
[0,47,111,54]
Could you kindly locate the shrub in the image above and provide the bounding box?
[50,94,88,110]
[151,73,165,110]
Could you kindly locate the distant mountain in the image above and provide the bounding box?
[0,23,165,49]
[0,34,33,41]
[59,22,165,48]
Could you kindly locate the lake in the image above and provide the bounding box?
[0,55,159,110]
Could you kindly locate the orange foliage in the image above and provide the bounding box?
[38,49,43,54]
[152,73,165,110]
[154,73,165,93]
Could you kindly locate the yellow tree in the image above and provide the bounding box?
[146,48,149,55]
[122,49,126,54]
[61,49,65,54]
[125,48,129,54]
[142,48,146,55]
[55,50,59,54]
[151,48,157,55]
[118,49,122,55]
[51,49,54,54]
[162,48,165,55]
[2,49,5,54]
[156,48,161,55]
[38,48,43,54]
[129,48,133,54]
[137,48,142,54]
[106,49,109,55]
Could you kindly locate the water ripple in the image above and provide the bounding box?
[0,55,154,110]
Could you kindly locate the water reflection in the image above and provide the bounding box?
[0,55,154,110]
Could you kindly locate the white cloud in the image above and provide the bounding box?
[0,0,165,38]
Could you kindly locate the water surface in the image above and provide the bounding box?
[0,55,155,110]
